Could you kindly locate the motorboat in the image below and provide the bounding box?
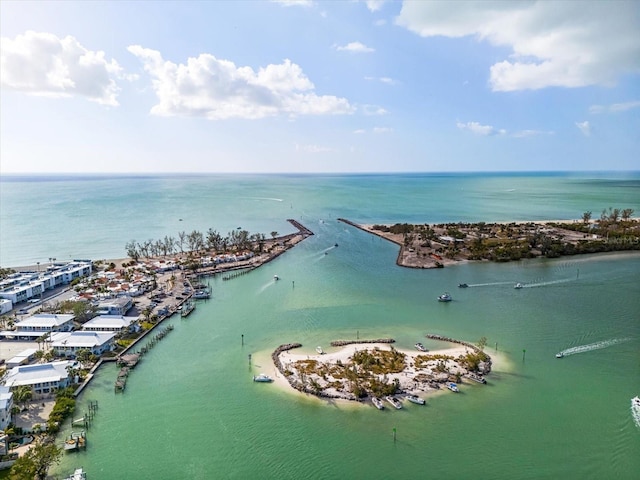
[253,373,273,383]
[438,292,452,302]
[371,397,385,410]
[405,394,425,405]
[415,342,427,352]
[64,468,86,480]
[447,382,459,393]
[334,243,339,247]
[632,396,640,428]
[555,352,564,359]
[194,286,212,299]
[458,283,468,288]
[316,346,325,354]
[385,395,403,409]
[514,283,523,289]
[274,274,279,281]
[465,373,487,384]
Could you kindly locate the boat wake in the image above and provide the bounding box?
[244,196,284,202]
[557,338,631,357]
[467,281,513,287]
[631,397,640,428]
[521,277,574,288]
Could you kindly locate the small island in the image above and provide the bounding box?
[272,335,492,406]
[339,208,639,269]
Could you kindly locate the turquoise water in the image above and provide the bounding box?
[1,173,639,479]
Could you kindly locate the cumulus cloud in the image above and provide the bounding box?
[589,100,640,114]
[576,121,591,136]
[0,31,123,105]
[364,0,386,12]
[335,41,375,53]
[396,1,640,91]
[457,121,505,136]
[362,104,388,116]
[511,129,554,138]
[128,46,354,120]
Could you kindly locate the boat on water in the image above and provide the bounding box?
[458,283,468,288]
[385,395,403,409]
[63,431,86,451]
[415,342,427,352]
[193,286,212,299]
[438,292,452,302]
[465,373,487,384]
[181,299,195,317]
[274,274,279,281]
[64,468,86,480]
[405,394,425,405]
[631,396,640,428]
[316,346,325,354]
[555,352,564,358]
[447,382,459,393]
[371,397,385,410]
[514,283,523,289]
[253,373,273,383]
[334,243,339,247]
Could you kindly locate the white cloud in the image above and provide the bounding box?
[589,100,640,114]
[576,121,591,136]
[128,46,354,120]
[362,104,388,116]
[353,129,366,134]
[272,0,314,7]
[0,31,123,105]
[511,129,554,138]
[396,1,640,91]
[364,76,396,85]
[295,143,333,153]
[457,121,505,136]
[335,41,375,53]
[365,0,386,12]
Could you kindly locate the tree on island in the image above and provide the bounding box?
[9,437,62,480]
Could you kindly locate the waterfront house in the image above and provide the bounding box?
[0,386,13,430]
[96,296,133,316]
[82,315,139,333]
[2,360,77,397]
[50,331,115,357]
[0,299,12,315]
[9,314,75,340]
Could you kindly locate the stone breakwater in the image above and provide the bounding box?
[426,334,492,375]
[330,338,395,347]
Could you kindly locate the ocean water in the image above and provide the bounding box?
[1,172,639,479]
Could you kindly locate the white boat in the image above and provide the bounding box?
[555,352,564,358]
[465,373,487,384]
[514,283,523,289]
[316,346,325,354]
[64,468,86,480]
[415,342,427,352]
[447,382,459,393]
[371,397,385,410]
[193,286,211,299]
[385,395,403,409]
[253,373,273,383]
[274,274,279,281]
[405,394,425,405]
[438,292,452,302]
[631,396,640,428]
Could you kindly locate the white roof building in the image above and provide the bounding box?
[6,348,38,369]
[0,298,12,315]
[50,331,116,357]
[82,315,139,332]
[0,385,13,430]
[2,360,76,396]
[96,296,133,316]
[15,313,75,335]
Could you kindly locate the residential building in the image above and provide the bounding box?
[50,331,115,357]
[2,360,77,397]
[82,315,139,333]
[0,386,13,430]
[96,296,133,316]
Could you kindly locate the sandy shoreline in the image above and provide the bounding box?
[253,338,508,407]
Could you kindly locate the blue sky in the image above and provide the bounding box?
[1,0,639,173]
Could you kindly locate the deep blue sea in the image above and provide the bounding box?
[1,172,639,479]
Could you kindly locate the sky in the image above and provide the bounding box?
[1,0,639,174]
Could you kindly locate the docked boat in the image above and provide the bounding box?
[64,468,87,480]
[193,286,211,299]
[555,352,564,358]
[447,382,459,393]
[181,299,195,317]
[63,431,86,451]
[438,292,452,302]
[415,342,427,352]
[458,283,468,288]
[405,394,425,405]
[371,397,385,410]
[465,373,487,384]
[385,395,403,409]
[514,283,523,289]
[253,373,273,383]
[316,346,325,354]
